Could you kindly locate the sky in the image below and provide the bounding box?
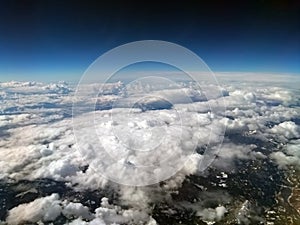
[0,0,299,82]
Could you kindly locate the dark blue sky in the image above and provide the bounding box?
[0,0,299,81]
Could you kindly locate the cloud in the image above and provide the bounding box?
[6,193,62,225]
[196,205,227,222]
[62,202,94,220]
[5,194,157,225]
[211,143,262,172]
[0,75,300,224]
[0,81,71,94]
[270,139,300,168]
[268,121,300,140]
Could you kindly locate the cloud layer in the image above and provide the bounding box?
[0,73,299,224]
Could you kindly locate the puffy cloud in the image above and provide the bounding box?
[6,194,62,225]
[62,202,94,220]
[94,197,150,224]
[5,194,157,225]
[270,139,300,168]
[196,205,227,222]
[40,159,79,179]
[72,104,226,186]
[270,151,298,168]
[268,121,300,139]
